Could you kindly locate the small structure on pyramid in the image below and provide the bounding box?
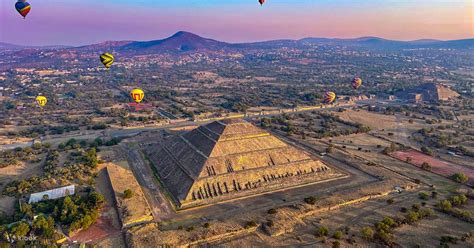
[146,119,344,208]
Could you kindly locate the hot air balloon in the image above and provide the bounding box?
[36,95,47,107]
[130,88,144,103]
[351,77,362,89]
[324,91,336,104]
[100,52,114,68]
[259,0,265,6]
[15,0,31,19]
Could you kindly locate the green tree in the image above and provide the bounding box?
[316,226,329,237]
[10,221,30,237]
[451,173,469,184]
[333,230,343,239]
[123,189,133,199]
[439,200,452,212]
[361,227,374,240]
[32,215,55,238]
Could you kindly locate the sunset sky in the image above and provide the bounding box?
[1,0,473,46]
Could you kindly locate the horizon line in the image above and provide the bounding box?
[1,31,473,47]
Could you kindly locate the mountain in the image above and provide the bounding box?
[120,31,230,52]
[0,42,72,50]
[299,36,474,50]
[3,32,473,53]
[0,42,25,49]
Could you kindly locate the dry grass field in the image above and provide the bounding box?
[335,109,397,130]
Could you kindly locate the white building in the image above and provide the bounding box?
[28,185,75,204]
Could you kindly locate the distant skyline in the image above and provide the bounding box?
[1,0,473,46]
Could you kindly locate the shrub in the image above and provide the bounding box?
[405,211,419,224]
[382,217,396,227]
[451,173,469,184]
[186,226,194,232]
[245,221,258,229]
[420,162,432,171]
[316,226,329,237]
[419,192,430,200]
[439,200,452,212]
[123,189,133,199]
[332,240,341,248]
[440,235,458,244]
[333,230,343,239]
[326,144,334,153]
[267,208,277,214]
[421,146,433,156]
[361,227,374,240]
[203,222,210,228]
[267,220,274,227]
[387,199,395,204]
[304,196,317,205]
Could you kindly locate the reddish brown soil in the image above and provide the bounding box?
[390,149,474,185]
[70,211,120,243]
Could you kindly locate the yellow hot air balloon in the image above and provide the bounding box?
[352,77,362,89]
[324,91,336,104]
[36,95,47,107]
[130,88,144,103]
[100,52,114,68]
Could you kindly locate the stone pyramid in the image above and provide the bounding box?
[147,119,343,208]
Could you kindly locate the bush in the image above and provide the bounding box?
[382,217,396,227]
[304,196,317,205]
[451,173,469,184]
[123,189,133,199]
[421,146,434,156]
[439,200,452,212]
[419,192,430,200]
[332,240,341,248]
[421,162,432,171]
[387,199,395,204]
[326,144,334,153]
[203,222,210,228]
[316,226,329,237]
[245,221,258,229]
[405,211,420,224]
[267,208,277,214]
[333,230,343,239]
[267,220,274,227]
[440,235,458,244]
[361,227,374,240]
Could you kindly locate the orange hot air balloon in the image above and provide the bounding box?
[351,77,362,89]
[324,91,336,104]
[130,88,144,103]
[259,0,265,6]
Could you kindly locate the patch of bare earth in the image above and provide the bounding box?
[336,109,396,130]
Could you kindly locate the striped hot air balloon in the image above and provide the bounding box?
[100,52,114,68]
[15,0,31,19]
[259,0,265,6]
[324,91,336,104]
[351,77,362,89]
[130,88,144,103]
[36,95,47,107]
